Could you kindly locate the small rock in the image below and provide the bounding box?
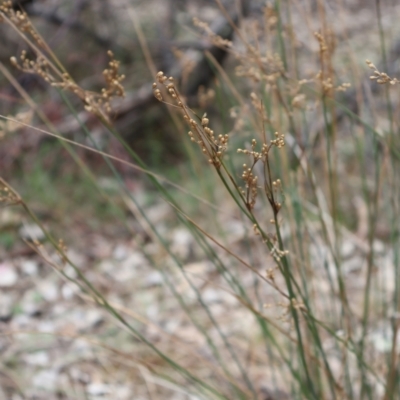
[32,369,58,391]
[122,252,147,269]
[0,262,18,287]
[38,281,58,302]
[64,264,78,279]
[11,314,31,330]
[340,241,355,258]
[72,309,104,332]
[86,382,111,396]
[373,240,385,254]
[36,320,55,333]
[115,386,132,399]
[84,309,104,329]
[184,261,212,274]
[171,228,192,260]
[24,351,50,366]
[202,288,221,303]
[20,259,39,276]
[368,321,400,354]
[113,244,129,260]
[0,208,20,228]
[0,292,14,320]
[143,271,163,287]
[19,223,44,241]
[61,282,80,300]
[114,253,147,281]
[21,289,43,315]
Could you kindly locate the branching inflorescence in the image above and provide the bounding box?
[153,71,229,169]
[366,59,400,85]
[9,50,125,123]
[237,133,285,214]
[153,70,286,220]
[1,1,125,123]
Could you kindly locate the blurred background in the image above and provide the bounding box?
[1,0,400,399]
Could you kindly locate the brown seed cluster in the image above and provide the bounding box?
[10,50,54,83]
[314,71,351,95]
[101,51,125,101]
[237,133,285,212]
[270,245,289,262]
[265,266,277,282]
[237,133,286,158]
[314,32,328,53]
[0,1,44,47]
[153,71,229,168]
[153,64,286,246]
[366,59,399,85]
[240,160,258,211]
[310,32,350,96]
[10,48,124,122]
[2,0,125,122]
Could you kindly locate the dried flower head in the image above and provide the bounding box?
[0,1,45,47]
[153,72,229,168]
[237,132,285,212]
[9,48,125,122]
[366,59,399,85]
[314,32,327,53]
